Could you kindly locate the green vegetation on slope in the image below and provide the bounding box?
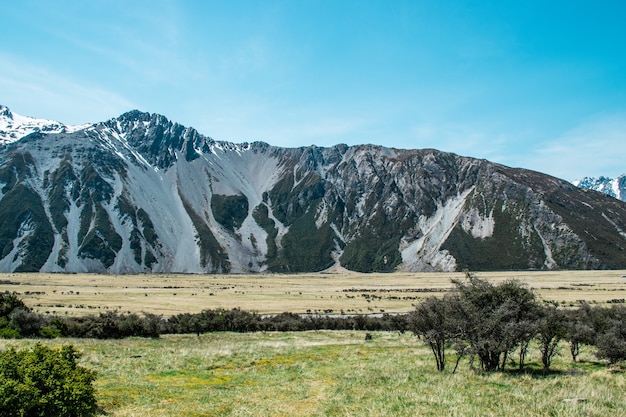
[0,152,54,271]
[442,201,545,271]
[179,193,230,272]
[252,203,278,262]
[265,172,337,272]
[211,194,249,233]
[78,204,122,269]
[341,204,414,273]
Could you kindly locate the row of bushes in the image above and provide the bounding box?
[1,292,407,339]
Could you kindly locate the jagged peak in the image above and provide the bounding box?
[0,105,13,119]
[573,174,626,202]
[117,109,152,123]
[114,109,197,136]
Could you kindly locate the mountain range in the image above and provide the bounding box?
[574,175,626,203]
[1,105,625,273]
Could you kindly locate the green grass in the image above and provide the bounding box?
[2,331,624,416]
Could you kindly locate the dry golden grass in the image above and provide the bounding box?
[1,270,625,317]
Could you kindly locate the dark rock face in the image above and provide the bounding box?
[1,109,625,273]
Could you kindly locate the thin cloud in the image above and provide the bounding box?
[186,99,375,147]
[0,53,135,124]
[516,114,626,181]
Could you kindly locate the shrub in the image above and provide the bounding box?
[595,305,626,365]
[1,293,51,339]
[563,303,596,362]
[0,344,97,417]
[409,296,452,371]
[449,273,541,372]
[0,325,20,339]
[0,292,27,318]
[536,304,568,371]
[8,307,46,337]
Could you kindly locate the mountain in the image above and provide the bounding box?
[0,105,86,145]
[574,175,626,202]
[1,105,625,273]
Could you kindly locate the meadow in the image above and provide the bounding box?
[2,331,625,417]
[1,270,626,317]
[2,271,626,416]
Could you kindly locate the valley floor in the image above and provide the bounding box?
[1,270,625,316]
[2,331,624,417]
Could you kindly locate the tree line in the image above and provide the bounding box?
[0,291,407,339]
[409,272,626,372]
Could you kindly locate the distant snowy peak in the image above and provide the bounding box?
[574,175,626,202]
[0,105,87,145]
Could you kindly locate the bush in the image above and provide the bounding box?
[58,311,163,339]
[8,307,46,337]
[595,305,626,365]
[0,292,27,318]
[0,325,20,339]
[1,292,52,339]
[448,273,541,372]
[0,344,97,417]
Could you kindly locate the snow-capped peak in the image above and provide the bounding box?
[0,105,88,145]
[573,174,626,202]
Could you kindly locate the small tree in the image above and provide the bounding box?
[564,303,596,362]
[595,305,626,365]
[409,296,453,371]
[450,273,540,372]
[536,304,568,371]
[0,344,97,417]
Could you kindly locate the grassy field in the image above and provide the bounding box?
[2,272,626,416]
[1,270,626,317]
[2,331,625,417]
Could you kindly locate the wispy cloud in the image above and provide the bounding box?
[183,97,375,147]
[0,53,136,124]
[515,114,626,181]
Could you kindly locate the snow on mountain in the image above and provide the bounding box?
[1,106,626,274]
[0,105,87,145]
[573,175,626,202]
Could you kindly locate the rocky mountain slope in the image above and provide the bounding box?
[574,175,626,202]
[1,106,625,273]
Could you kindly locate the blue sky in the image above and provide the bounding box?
[1,0,624,181]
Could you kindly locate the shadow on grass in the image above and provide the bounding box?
[498,359,608,379]
[502,367,566,378]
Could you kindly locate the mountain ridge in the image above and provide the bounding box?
[574,175,626,202]
[1,105,625,273]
